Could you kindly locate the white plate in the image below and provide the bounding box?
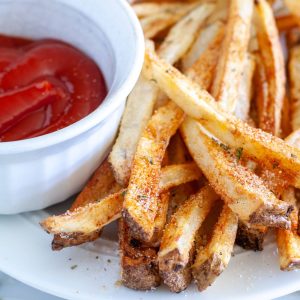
[0,200,300,300]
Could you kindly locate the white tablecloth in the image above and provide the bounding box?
[0,271,299,300]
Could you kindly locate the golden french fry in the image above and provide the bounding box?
[234,53,256,121]
[158,3,215,65]
[158,185,219,292]
[211,0,254,112]
[254,0,286,136]
[123,101,184,242]
[181,117,293,227]
[52,159,121,250]
[289,46,300,131]
[192,205,238,291]
[143,46,300,188]
[182,21,224,71]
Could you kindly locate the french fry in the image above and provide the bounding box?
[234,53,256,121]
[277,187,300,271]
[41,162,201,243]
[158,185,219,292]
[206,0,229,24]
[123,101,184,242]
[192,205,238,291]
[158,3,215,65]
[289,46,300,131]
[255,0,286,136]
[119,218,161,290]
[143,46,300,187]
[211,0,254,113]
[285,0,300,26]
[181,117,293,228]
[276,14,298,32]
[133,2,198,19]
[182,21,224,71]
[52,159,121,250]
[110,4,214,187]
[185,24,225,89]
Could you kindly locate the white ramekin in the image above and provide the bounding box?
[0,0,144,214]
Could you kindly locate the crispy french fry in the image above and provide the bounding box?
[158,3,215,65]
[123,101,184,242]
[158,185,219,292]
[133,2,198,19]
[277,187,300,271]
[185,24,225,89]
[285,0,300,26]
[119,218,160,290]
[182,21,224,71]
[110,4,214,187]
[289,46,300,131]
[276,14,298,31]
[41,162,200,243]
[234,53,256,121]
[192,205,238,291]
[211,0,254,113]
[52,159,121,250]
[255,0,286,136]
[143,46,300,187]
[181,117,293,228]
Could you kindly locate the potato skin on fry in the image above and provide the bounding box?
[119,219,161,290]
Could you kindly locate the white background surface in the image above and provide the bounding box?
[0,271,299,300]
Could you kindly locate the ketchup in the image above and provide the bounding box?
[0,35,107,142]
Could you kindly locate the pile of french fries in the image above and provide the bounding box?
[41,0,300,293]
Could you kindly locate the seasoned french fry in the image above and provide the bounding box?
[234,53,256,121]
[289,46,300,131]
[158,3,215,65]
[285,0,300,26]
[181,118,293,227]
[110,4,214,187]
[185,24,225,89]
[255,0,286,136]
[133,2,198,19]
[277,187,300,271]
[52,159,121,250]
[41,162,200,243]
[158,185,219,292]
[276,14,298,31]
[123,101,184,242]
[192,205,238,291]
[211,0,254,113]
[182,21,224,71]
[143,47,300,187]
[119,218,160,290]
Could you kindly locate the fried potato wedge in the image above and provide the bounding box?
[143,46,300,187]
[182,21,224,71]
[123,101,184,242]
[234,53,256,121]
[119,218,160,290]
[158,185,219,292]
[255,0,286,136]
[158,3,215,65]
[52,159,121,250]
[181,117,293,228]
[289,46,300,131]
[192,205,238,291]
[41,162,200,244]
[211,0,253,112]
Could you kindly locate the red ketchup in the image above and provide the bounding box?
[0,35,107,142]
